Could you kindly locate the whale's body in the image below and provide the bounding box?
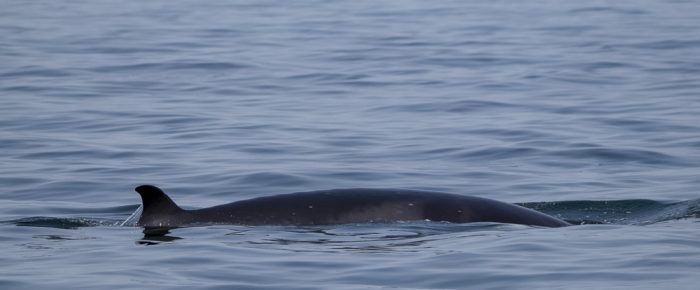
[135,185,570,228]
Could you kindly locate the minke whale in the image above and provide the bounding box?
[135,185,570,228]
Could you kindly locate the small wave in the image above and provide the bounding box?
[453,146,541,161]
[0,68,74,78]
[568,7,648,15]
[9,217,114,229]
[431,145,689,167]
[372,99,517,114]
[235,172,312,187]
[520,198,700,225]
[550,147,688,166]
[89,61,251,73]
[622,40,700,51]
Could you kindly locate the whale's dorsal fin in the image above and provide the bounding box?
[135,185,184,226]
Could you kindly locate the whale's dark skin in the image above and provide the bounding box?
[135,185,570,228]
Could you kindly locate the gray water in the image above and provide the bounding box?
[1,0,699,289]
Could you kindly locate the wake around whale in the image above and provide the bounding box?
[134,185,570,228]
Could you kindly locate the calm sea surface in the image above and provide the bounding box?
[1,0,699,289]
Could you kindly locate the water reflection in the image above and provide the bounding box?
[138,227,182,245]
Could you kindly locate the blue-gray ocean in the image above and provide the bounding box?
[1,1,699,289]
